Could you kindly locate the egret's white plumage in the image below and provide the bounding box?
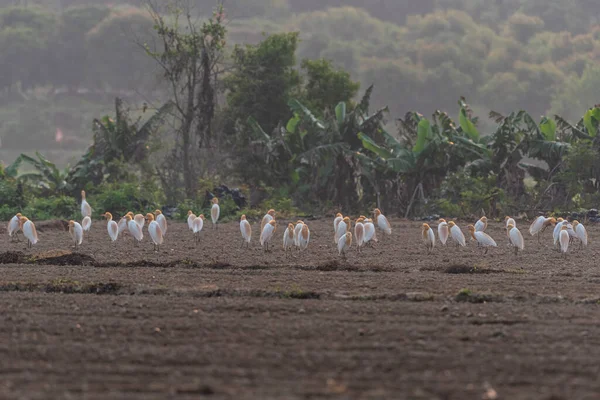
[559,225,570,255]
[507,224,524,255]
[81,216,91,232]
[283,223,295,253]
[261,209,275,235]
[260,220,276,251]
[104,212,119,242]
[363,218,377,245]
[126,215,143,245]
[19,217,38,248]
[211,198,220,229]
[69,220,83,249]
[474,216,488,232]
[81,190,91,218]
[145,213,164,251]
[572,220,588,248]
[448,221,466,247]
[505,216,516,229]
[374,209,391,235]
[338,232,352,256]
[530,216,556,243]
[437,219,449,245]
[553,218,565,247]
[422,223,435,254]
[240,215,251,247]
[118,214,129,234]
[187,210,196,231]
[335,217,350,244]
[354,217,365,252]
[133,213,145,230]
[293,220,304,247]
[7,213,22,241]
[468,225,497,253]
[333,213,343,231]
[298,223,310,251]
[192,214,205,245]
[333,213,343,243]
[154,210,167,235]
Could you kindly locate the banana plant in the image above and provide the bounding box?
[358,102,488,216]
[13,152,73,194]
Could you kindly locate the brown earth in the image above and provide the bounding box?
[1,216,599,399]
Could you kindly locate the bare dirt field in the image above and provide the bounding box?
[1,216,599,399]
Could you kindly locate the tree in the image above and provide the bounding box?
[225,32,301,136]
[88,97,174,183]
[144,1,227,198]
[299,59,360,117]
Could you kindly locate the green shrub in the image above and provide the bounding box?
[94,182,161,217]
[23,196,78,220]
[436,169,504,217]
[0,205,20,221]
[0,179,23,209]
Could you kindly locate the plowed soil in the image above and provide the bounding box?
[1,217,599,400]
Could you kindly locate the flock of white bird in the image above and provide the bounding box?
[421,215,589,257]
[4,190,590,258]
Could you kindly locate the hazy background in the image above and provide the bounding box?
[1,0,600,166]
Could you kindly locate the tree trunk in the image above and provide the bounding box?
[181,118,193,199]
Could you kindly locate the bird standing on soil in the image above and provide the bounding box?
[474,216,488,232]
[7,212,23,242]
[239,215,251,248]
[298,223,310,251]
[437,219,449,246]
[68,220,83,250]
[333,213,343,243]
[553,218,566,249]
[211,198,220,229]
[559,225,570,256]
[154,210,167,235]
[145,213,164,252]
[187,210,197,231]
[363,218,377,246]
[126,215,143,246]
[19,217,38,249]
[447,221,466,248]
[530,216,556,243]
[467,225,497,254]
[133,213,145,230]
[422,223,435,254]
[293,220,304,247]
[260,220,276,252]
[118,214,129,234]
[283,223,295,255]
[374,208,391,236]
[103,212,119,242]
[81,190,91,218]
[507,224,524,256]
[354,217,365,252]
[335,217,351,244]
[81,216,91,232]
[191,214,205,245]
[261,209,276,235]
[338,231,352,258]
[572,220,588,249]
